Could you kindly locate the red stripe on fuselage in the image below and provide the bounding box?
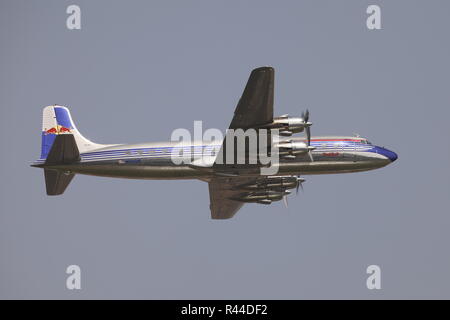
[310,139,363,142]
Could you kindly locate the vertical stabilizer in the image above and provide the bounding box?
[40,105,104,160]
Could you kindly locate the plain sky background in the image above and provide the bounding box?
[1,0,450,299]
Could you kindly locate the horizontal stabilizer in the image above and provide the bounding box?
[44,169,75,195]
[43,134,79,195]
[45,134,80,165]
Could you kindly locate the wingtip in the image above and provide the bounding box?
[252,66,274,73]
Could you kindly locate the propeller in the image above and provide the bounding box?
[301,109,314,161]
[281,178,305,208]
[296,177,305,195]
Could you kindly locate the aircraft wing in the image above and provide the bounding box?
[229,66,274,130]
[213,67,274,169]
[208,175,295,219]
[208,67,276,219]
[208,177,246,219]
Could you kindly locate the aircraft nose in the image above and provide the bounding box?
[377,147,398,162]
[389,150,398,162]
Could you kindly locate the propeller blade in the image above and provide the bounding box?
[283,195,289,208]
[296,177,305,194]
[303,109,312,161]
[306,126,311,146]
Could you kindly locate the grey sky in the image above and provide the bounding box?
[1,0,449,299]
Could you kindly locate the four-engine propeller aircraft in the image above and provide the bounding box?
[31,67,397,219]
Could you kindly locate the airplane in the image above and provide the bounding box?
[31,67,397,219]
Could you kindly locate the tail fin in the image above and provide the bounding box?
[40,105,103,160]
[39,105,104,195]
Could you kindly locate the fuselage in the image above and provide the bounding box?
[34,136,398,180]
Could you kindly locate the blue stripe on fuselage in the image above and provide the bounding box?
[35,140,388,164]
[76,140,377,162]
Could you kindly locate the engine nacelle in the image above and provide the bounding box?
[272,116,308,136]
[257,114,312,137]
[230,190,290,203]
[275,141,315,156]
[234,176,304,191]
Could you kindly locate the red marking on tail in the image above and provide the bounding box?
[45,127,57,134]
